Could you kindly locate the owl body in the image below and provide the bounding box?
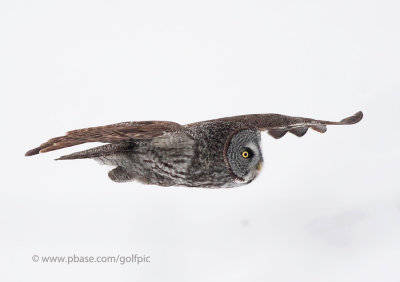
[95,121,260,187]
[25,111,363,188]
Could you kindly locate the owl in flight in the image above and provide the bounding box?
[26,111,363,188]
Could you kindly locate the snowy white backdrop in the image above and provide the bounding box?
[1,0,399,281]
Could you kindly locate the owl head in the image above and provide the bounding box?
[224,128,263,184]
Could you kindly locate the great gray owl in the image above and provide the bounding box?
[25,111,363,188]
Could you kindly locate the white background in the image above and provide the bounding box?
[1,0,399,281]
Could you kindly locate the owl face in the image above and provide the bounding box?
[225,129,263,183]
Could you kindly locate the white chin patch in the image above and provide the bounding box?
[232,169,257,184]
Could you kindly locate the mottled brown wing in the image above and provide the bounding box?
[210,111,363,139]
[25,121,184,156]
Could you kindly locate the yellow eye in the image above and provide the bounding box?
[241,151,249,158]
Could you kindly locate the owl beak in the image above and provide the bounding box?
[256,162,262,172]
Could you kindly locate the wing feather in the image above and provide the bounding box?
[205,111,363,139]
[25,121,184,156]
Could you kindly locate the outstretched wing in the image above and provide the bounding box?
[25,121,184,156]
[212,111,363,139]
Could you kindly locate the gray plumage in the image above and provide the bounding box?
[25,111,363,188]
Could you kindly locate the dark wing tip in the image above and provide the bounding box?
[268,129,288,139]
[340,111,363,125]
[289,127,308,137]
[25,147,41,156]
[311,124,327,133]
